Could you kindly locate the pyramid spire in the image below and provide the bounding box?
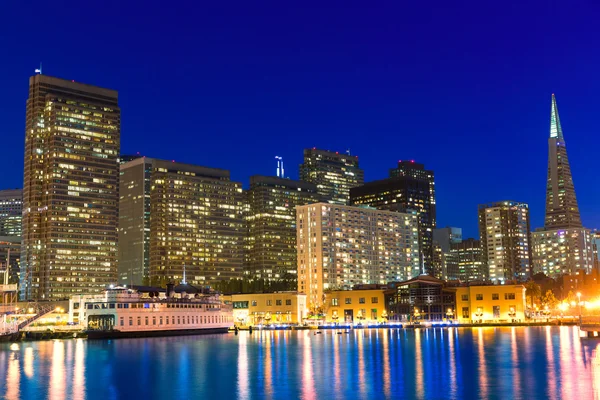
[544,94,581,229]
[549,94,563,139]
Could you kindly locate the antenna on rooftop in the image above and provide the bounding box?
[34,63,42,75]
[275,156,284,178]
[346,148,351,156]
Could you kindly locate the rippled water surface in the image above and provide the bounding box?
[1,326,599,399]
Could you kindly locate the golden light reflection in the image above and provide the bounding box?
[477,329,487,398]
[559,326,575,398]
[415,329,424,399]
[24,347,34,379]
[382,330,391,398]
[50,340,65,400]
[6,351,20,400]
[301,332,316,400]
[592,345,600,400]
[510,328,521,396]
[237,333,249,400]
[73,339,85,400]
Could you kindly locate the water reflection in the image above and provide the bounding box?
[1,327,599,399]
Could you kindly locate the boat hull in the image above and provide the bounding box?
[0,332,21,342]
[87,326,230,340]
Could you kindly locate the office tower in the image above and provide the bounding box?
[245,176,320,281]
[0,189,23,284]
[118,157,152,285]
[478,201,531,283]
[450,238,485,281]
[433,227,462,253]
[296,203,420,309]
[592,231,600,273]
[119,158,245,287]
[0,189,23,237]
[350,161,436,275]
[299,148,364,205]
[532,95,594,277]
[21,75,120,300]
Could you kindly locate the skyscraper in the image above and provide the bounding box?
[0,189,22,284]
[245,176,320,281]
[299,148,364,205]
[478,201,531,283]
[433,227,462,253]
[532,94,593,277]
[21,75,120,300]
[0,189,23,237]
[450,238,485,282]
[296,203,420,309]
[350,161,436,275]
[119,158,245,287]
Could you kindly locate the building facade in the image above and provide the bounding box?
[323,285,388,324]
[296,203,420,310]
[228,292,307,325]
[118,157,152,285]
[532,228,594,277]
[21,75,120,300]
[433,226,462,253]
[385,275,456,322]
[454,284,526,323]
[299,148,364,205]
[350,161,436,275]
[450,238,485,281]
[118,158,245,287]
[245,176,320,280]
[478,201,531,283]
[532,95,594,277]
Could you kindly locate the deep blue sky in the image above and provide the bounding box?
[1,1,599,237]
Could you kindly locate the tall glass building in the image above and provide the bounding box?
[119,158,245,287]
[0,189,23,237]
[21,75,120,300]
[245,176,320,281]
[299,148,363,205]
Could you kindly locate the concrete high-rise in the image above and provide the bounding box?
[350,161,436,275]
[119,158,245,287]
[296,203,420,309]
[478,201,531,283]
[532,95,594,277]
[245,176,320,281]
[433,227,462,253]
[299,148,364,205]
[21,75,120,300]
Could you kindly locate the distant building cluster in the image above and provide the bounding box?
[0,75,597,303]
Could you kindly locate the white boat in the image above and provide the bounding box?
[85,284,233,339]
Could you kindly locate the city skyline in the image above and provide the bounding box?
[1,3,600,239]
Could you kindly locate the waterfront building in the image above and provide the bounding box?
[228,292,307,325]
[453,284,526,323]
[299,148,363,205]
[532,95,594,277]
[323,285,388,324]
[478,201,531,283]
[21,75,120,300]
[385,275,455,322]
[350,161,436,276]
[296,203,420,310]
[119,157,245,287]
[245,176,320,281]
[0,189,23,237]
[450,238,485,281]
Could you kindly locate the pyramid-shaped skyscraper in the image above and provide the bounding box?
[532,95,593,278]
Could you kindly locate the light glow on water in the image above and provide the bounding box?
[1,327,600,399]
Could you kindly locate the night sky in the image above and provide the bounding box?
[1,1,599,237]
